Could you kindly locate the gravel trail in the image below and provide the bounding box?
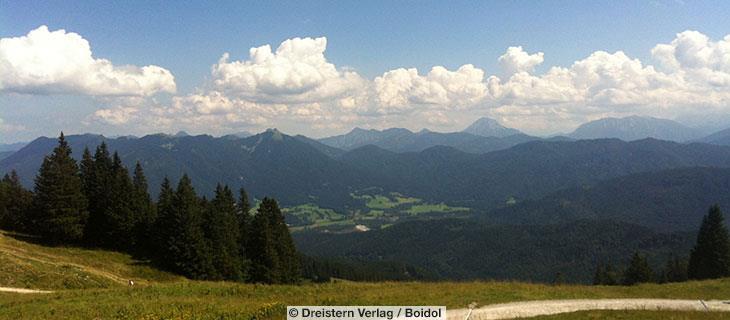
[0,287,53,294]
[446,299,730,319]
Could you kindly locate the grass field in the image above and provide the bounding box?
[1,230,729,319]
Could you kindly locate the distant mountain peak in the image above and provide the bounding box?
[263,128,285,141]
[350,127,374,133]
[174,131,190,137]
[462,117,522,137]
[568,115,702,142]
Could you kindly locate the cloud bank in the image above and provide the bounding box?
[6,26,730,136]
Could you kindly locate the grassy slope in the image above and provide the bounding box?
[2,280,730,319]
[1,229,729,319]
[0,231,182,289]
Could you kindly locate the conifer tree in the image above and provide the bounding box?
[248,197,299,284]
[248,197,279,283]
[32,133,88,243]
[688,205,730,279]
[237,187,252,276]
[153,177,176,267]
[79,147,95,196]
[0,171,33,232]
[204,184,243,281]
[270,198,300,283]
[131,161,155,254]
[164,175,215,278]
[622,252,653,285]
[82,142,113,245]
[103,152,136,250]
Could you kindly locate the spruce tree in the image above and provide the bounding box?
[248,197,279,283]
[688,205,730,279]
[269,198,300,283]
[82,143,113,245]
[103,152,136,250]
[79,147,95,197]
[153,177,176,267]
[622,252,653,285]
[237,187,252,277]
[0,171,33,232]
[165,175,215,279]
[32,133,88,243]
[248,197,300,284]
[131,162,155,254]
[204,184,243,281]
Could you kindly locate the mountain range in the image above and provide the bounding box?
[5,129,730,212]
[5,119,730,283]
[318,126,537,154]
[696,127,730,146]
[567,116,704,142]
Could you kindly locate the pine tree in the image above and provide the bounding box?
[688,205,730,279]
[131,162,156,254]
[0,171,33,232]
[204,184,243,281]
[32,133,88,243]
[622,252,653,285]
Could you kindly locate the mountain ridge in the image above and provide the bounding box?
[568,116,703,142]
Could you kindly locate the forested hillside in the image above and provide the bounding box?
[295,219,694,283]
[485,167,730,232]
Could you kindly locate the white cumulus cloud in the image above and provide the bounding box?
[211,37,364,104]
[373,64,487,113]
[0,25,176,96]
[498,46,545,77]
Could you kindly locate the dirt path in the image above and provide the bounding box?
[0,241,128,285]
[446,299,730,319]
[0,287,53,294]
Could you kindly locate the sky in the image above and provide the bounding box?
[2,1,730,143]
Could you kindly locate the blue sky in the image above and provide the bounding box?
[2,1,730,142]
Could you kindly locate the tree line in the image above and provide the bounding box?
[593,205,730,285]
[0,133,300,284]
